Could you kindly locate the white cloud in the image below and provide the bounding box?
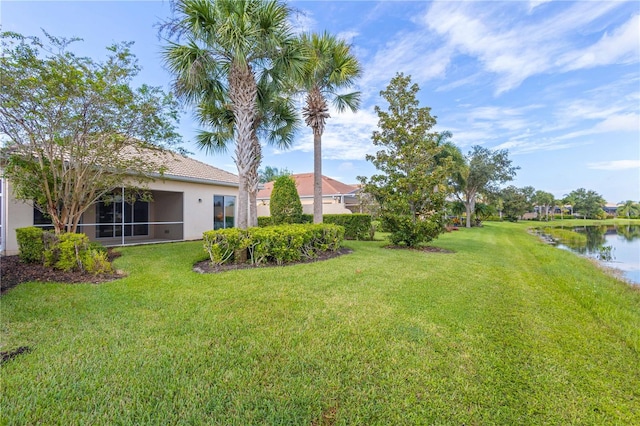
[289,8,316,34]
[337,30,359,44]
[587,160,640,170]
[528,0,553,13]
[419,1,633,94]
[277,107,378,161]
[559,14,640,71]
[359,33,453,94]
[558,113,640,139]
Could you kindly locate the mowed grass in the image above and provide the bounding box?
[1,222,639,425]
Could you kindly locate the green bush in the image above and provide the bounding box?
[42,233,112,273]
[382,214,443,247]
[15,227,45,263]
[203,224,345,266]
[54,233,91,272]
[203,228,249,266]
[270,175,303,225]
[83,248,113,275]
[323,214,372,240]
[257,217,272,227]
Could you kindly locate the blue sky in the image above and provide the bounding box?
[2,0,639,203]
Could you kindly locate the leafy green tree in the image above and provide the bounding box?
[297,32,361,224]
[616,200,640,218]
[259,166,292,183]
[162,0,304,229]
[270,175,302,224]
[359,73,452,247]
[0,31,181,234]
[500,186,531,221]
[534,190,555,221]
[454,146,519,228]
[568,188,606,219]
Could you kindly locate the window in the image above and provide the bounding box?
[96,196,149,238]
[214,195,235,230]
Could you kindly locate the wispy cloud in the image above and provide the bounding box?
[559,14,640,71]
[587,160,640,170]
[421,1,634,94]
[558,113,640,140]
[276,107,378,161]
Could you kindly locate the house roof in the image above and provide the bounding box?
[257,173,358,198]
[154,150,239,186]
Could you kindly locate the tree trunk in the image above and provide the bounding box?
[313,131,323,224]
[465,193,475,228]
[229,63,257,229]
[247,133,261,228]
[303,87,330,225]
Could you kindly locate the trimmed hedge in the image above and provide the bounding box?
[257,214,370,240]
[258,214,313,227]
[15,227,112,274]
[15,227,45,263]
[203,223,344,266]
[323,214,372,240]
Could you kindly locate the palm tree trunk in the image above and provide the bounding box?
[247,134,261,228]
[313,131,323,224]
[229,63,257,229]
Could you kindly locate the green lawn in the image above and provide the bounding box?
[2,221,639,425]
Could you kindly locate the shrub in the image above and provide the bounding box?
[15,227,45,263]
[257,217,272,227]
[203,228,249,266]
[83,248,113,275]
[54,233,91,272]
[270,175,303,225]
[203,224,345,266]
[42,233,112,273]
[382,214,443,247]
[323,214,371,240]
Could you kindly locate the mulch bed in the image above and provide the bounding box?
[0,250,124,295]
[193,247,353,274]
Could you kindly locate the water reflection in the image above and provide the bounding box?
[538,225,640,285]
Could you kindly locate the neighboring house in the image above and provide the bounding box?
[603,203,618,216]
[256,173,360,217]
[0,150,239,255]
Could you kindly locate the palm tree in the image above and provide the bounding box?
[617,200,640,218]
[298,32,361,223]
[162,0,303,228]
[193,77,299,227]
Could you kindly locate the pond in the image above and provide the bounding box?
[536,225,640,286]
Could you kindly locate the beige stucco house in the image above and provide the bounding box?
[256,173,360,217]
[0,150,239,255]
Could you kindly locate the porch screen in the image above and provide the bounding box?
[96,198,149,237]
[214,195,235,230]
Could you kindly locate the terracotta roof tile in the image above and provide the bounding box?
[257,173,358,198]
[132,147,238,186]
[156,150,239,186]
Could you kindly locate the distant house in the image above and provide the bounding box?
[0,150,239,255]
[603,203,618,216]
[256,173,360,217]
